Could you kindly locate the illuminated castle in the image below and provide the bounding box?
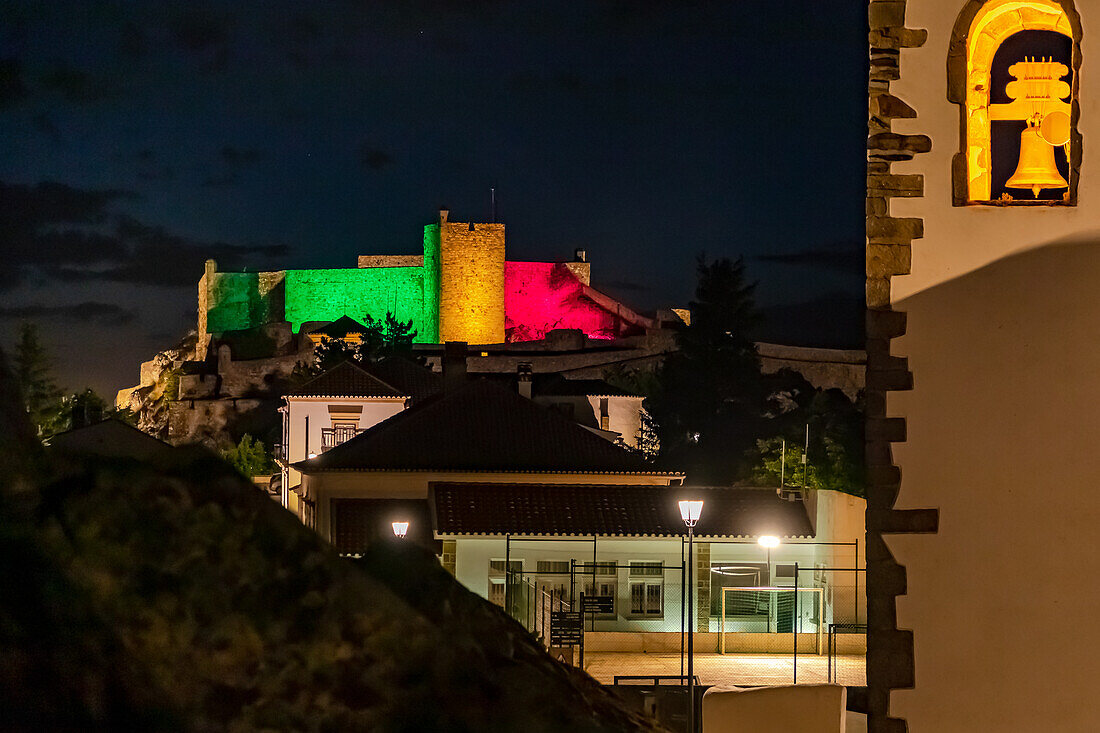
[197,208,658,357]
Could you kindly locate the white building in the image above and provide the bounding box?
[279,361,410,516]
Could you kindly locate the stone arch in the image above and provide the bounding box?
[948,0,1082,205]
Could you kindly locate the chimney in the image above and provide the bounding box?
[439,207,449,224]
[443,341,467,392]
[517,362,533,399]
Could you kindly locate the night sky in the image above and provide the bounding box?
[1,1,868,396]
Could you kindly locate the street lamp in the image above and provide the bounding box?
[758,536,781,634]
[391,521,409,539]
[679,499,703,733]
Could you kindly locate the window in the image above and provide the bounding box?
[950,0,1080,205]
[628,561,663,617]
[599,397,610,430]
[774,563,796,582]
[488,559,523,608]
[536,560,570,603]
[488,579,505,607]
[583,577,618,616]
[580,561,616,576]
[537,560,571,574]
[489,559,523,574]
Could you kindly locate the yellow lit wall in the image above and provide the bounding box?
[437,219,506,344]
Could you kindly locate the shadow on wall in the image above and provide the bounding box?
[886,236,1100,730]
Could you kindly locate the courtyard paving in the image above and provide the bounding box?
[583,652,866,688]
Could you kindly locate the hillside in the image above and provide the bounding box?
[0,355,663,732]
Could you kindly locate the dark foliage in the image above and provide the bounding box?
[0,350,663,732]
[645,256,766,483]
[311,312,417,374]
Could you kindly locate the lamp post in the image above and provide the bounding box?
[391,521,409,539]
[679,499,703,733]
[758,535,781,634]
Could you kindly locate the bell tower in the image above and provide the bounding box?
[867,1,1089,731]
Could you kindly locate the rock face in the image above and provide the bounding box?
[116,332,197,441]
[0,366,664,731]
[118,326,312,451]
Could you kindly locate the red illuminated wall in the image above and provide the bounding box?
[504,262,622,342]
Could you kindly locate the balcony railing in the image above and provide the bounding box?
[321,425,364,450]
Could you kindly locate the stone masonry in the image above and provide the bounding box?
[866,2,940,732]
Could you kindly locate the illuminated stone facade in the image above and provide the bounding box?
[431,213,506,344]
[196,210,645,358]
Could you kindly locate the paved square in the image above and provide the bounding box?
[584,652,866,688]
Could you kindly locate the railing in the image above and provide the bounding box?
[321,426,364,449]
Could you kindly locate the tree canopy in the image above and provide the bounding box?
[613,257,864,496]
[644,256,766,483]
[309,313,417,374]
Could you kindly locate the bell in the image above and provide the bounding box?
[1006,124,1068,198]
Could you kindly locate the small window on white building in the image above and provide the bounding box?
[488,559,523,608]
[488,579,505,607]
[628,561,663,617]
[536,560,571,574]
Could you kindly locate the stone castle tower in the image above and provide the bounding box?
[423,209,506,344]
[866,1,1089,731]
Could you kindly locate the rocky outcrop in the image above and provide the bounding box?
[116,332,196,441]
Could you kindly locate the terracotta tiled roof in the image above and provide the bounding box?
[330,498,437,554]
[429,483,814,538]
[364,357,442,403]
[288,361,404,398]
[307,316,372,339]
[295,379,675,474]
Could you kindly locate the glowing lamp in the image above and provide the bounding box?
[678,499,703,528]
[758,535,781,548]
[307,452,317,459]
[391,521,409,538]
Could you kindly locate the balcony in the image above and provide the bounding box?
[321,425,364,450]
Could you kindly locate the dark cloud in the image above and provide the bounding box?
[0,302,137,326]
[168,10,231,53]
[0,58,29,109]
[755,243,864,275]
[220,146,262,166]
[118,22,147,59]
[38,64,114,104]
[0,181,286,290]
[32,112,60,141]
[359,145,395,171]
[201,173,239,188]
[124,150,174,182]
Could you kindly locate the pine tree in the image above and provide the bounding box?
[646,256,765,483]
[13,323,64,438]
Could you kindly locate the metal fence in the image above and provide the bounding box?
[481,536,866,687]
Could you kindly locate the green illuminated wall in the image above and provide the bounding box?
[284,267,438,342]
[205,271,285,335]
